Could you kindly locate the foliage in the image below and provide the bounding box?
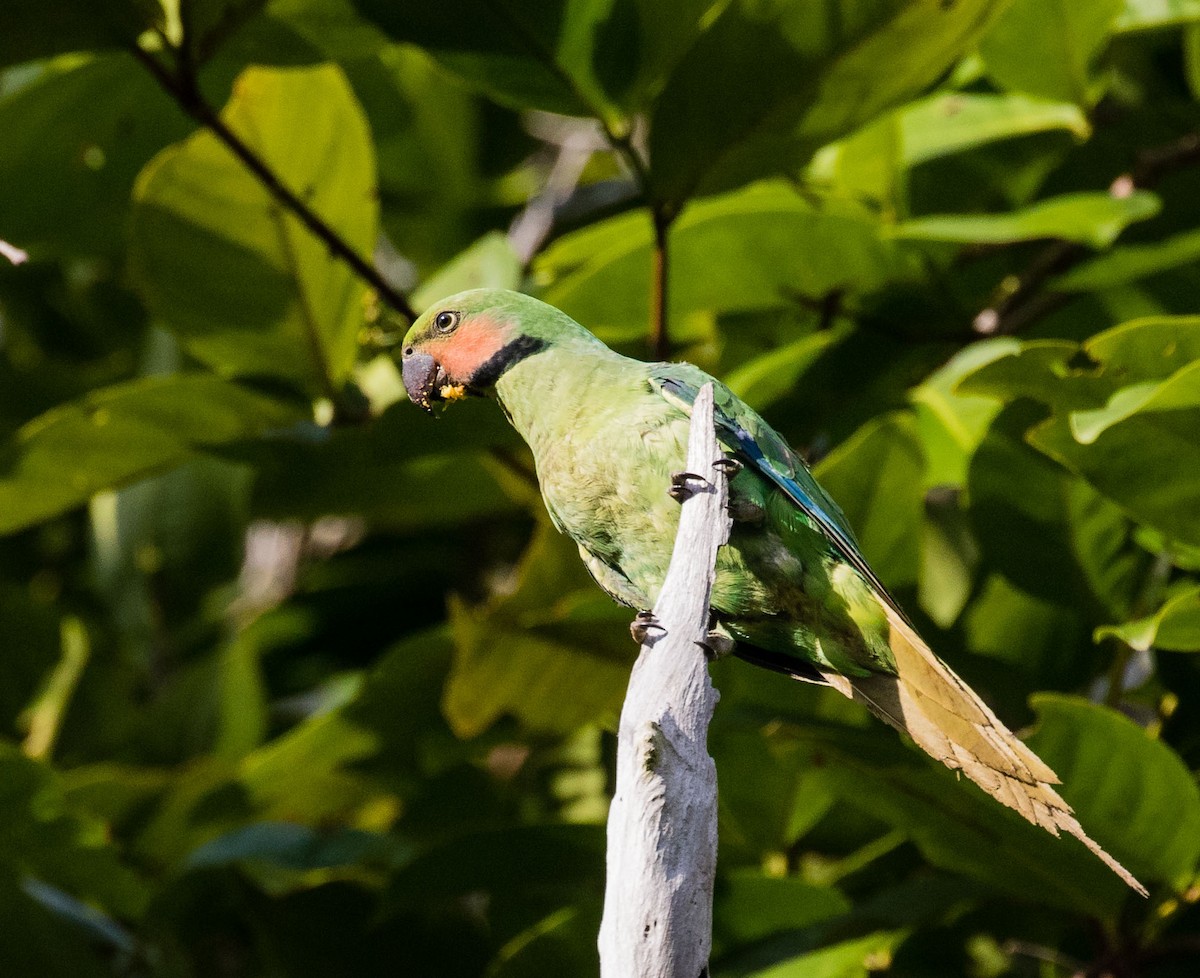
[2,0,1200,975]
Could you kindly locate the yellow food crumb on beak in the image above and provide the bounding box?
[440,384,468,402]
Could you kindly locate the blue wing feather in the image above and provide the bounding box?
[651,370,914,628]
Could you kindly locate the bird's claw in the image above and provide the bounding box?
[630,610,665,645]
[698,624,736,661]
[668,471,708,502]
[712,456,743,477]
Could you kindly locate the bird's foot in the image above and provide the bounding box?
[668,471,708,502]
[712,456,743,477]
[630,610,665,645]
[696,621,736,660]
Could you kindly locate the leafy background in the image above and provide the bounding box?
[2,0,1200,975]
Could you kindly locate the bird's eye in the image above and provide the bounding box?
[433,310,460,334]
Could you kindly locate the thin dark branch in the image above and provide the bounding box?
[972,242,1080,336]
[973,129,1200,337]
[1128,131,1200,190]
[130,44,418,324]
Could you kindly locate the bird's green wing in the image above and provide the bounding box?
[648,364,913,627]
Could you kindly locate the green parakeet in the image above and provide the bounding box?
[401,288,1142,893]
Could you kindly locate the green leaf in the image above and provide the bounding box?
[185,821,404,894]
[130,64,377,394]
[953,339,1104,411]
[0,744,148,920]
[0,375,301,536]
[1026,694,1200,886]
[814,413,925,589]
[1097,584,1200,651]
[442,524,633,737]
[967,403,1141,617]
[779,724,1132,917]
[724,326,852,414]
[242,400,522,527]
[1084,315,1200,383]
[714,729,836,860]
[1115,0,1200,31]
[0,54,193,258]
[891,191,1160,248]
[412,231,522,311]
[1031,405,1200,546]
[714,872,850,952]
[539,182,918,338]
[810,93,1090,208]
[1187,23,1200,98]
[1068,366,1200,444]
[980,0,1124,105]
[1053,228,1200,292]
[353,0,720,116]
[648,0,1009,203]
[909,340,1012,489]
[746,930,909,978]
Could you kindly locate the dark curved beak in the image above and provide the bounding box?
[402,350,446,413]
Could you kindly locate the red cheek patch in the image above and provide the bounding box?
[435,317,511,382]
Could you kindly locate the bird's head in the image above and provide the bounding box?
[399,289,584,412]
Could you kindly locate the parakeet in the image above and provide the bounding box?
[401,288,1143,894]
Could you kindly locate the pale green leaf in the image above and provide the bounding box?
[810,93,1089,207]
[892,191,1160,248]
[909,339,1015,488]
[442,525,633,737]
[1096,584,1200,651]
[413,231,522,311]
[1053,229,1200,292]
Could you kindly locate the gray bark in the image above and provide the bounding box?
[598,382,731,978]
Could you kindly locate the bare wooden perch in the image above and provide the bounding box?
[598,383,732,978]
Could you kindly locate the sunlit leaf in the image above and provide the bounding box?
[0,375,302,536]
[1096,584,1200,652]
[745,930,909,978]
[892,191,1160,248]
[130,64,376,393]
[1026,695,1200,885]
[980,0,1124,105]
[811,93,1090,208]
[443,524,633,737]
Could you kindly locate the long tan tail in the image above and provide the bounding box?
[821,604,1146,895]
